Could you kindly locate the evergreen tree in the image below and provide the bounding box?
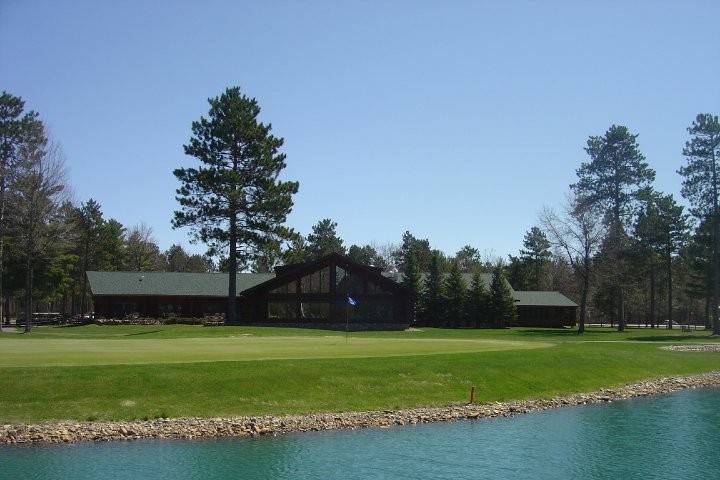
[10,141,68,331]
[173,87,298,323]
[420,252,445,326]
[306,218,345,259]
[444,262,466,327]
[348,244,388,269]
[97,219,126,271]
[488,264,516,328]
[506,254,530,290]
[678,113,720,334]
[467,272,490,327]
[72,199,105,315]
[685,218,714,328]
[519,226,552,290]
[394,231,433,272]
[634,190,688,328]
[0,91,45,325]
[634,195,662,328]
[454,245,482,272]
[572,125,655,331]
[401,249,422,324]
[165,244,213,272]
[282,235,308,265]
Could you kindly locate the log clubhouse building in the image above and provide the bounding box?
[88,253,577,330]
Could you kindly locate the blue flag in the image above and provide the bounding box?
[347,295,357,306]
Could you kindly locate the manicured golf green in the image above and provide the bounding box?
[0,325,717,423]
[0,336,550,367]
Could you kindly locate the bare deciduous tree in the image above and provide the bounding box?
[124,223,164,271]
[540,198,606,333]
[371,241,399,273]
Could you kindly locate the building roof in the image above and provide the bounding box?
[87,271,275,297]
[513,291,578,307]
[386,272,511,295]
[385,272,498,291]
[88,266,577,308]
[241,252,408,297]
[386,272,576,307]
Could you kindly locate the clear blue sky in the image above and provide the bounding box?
[1,1,718,259]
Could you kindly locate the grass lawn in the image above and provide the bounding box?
[0,325,718,423]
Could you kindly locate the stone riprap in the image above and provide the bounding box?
[661,344,720,352]
[2,371,719,445]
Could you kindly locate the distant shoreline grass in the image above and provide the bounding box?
[0,325,717,424]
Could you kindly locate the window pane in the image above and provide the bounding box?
[337,269,364,295]
[367,280,387,294]
[319,267,330,293]
[300,267,330,293]
[300,302,330,319]
[268,302,297,319]
[335,266,346,286]
[271,282,296,294]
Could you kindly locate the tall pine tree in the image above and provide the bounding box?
[173,87,299,323]
[420,252,445,326]
[306,218,345,259]
[634,191,688,328]
[678,113,720,334]
[488,265,516,328]
[401,249,422,324]
[572,125,655,331]
[519,226,552,290]
[0,92,45,326]
[444,262,466,327]
[467,271,489,327]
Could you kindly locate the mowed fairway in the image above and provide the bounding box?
[0,325,718,423]
[0,335,550,367]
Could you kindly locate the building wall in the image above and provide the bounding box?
[93,295,225,318]
[513,305,577,328]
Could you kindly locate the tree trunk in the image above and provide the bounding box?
[0,175,4,329]
[617,287,625,332]
[706,296,712,329]
[578,273,588,334]
[227,210,237,324]
[667,254,673,330]
[712,145,719,335]
[80,239,89,316]
[649,265,656,328]
[24,258,32,333]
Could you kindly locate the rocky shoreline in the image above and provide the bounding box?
[2,371,719,445]
[661,344,720,352]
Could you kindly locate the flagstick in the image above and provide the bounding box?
[345,302,349,343]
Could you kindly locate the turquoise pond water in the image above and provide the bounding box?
[1,389,719,480]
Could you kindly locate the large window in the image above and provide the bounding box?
[268,302,297,319]
[366,280,388,294]
[301,267,330,293]
[300,302,330,320]
[335,267,364,295]
[271,282,297,294]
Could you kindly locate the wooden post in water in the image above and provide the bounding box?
[469,386,475,404]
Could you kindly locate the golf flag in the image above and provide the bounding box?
[347,295,357,306]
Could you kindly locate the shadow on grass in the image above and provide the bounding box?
[125,330,162,336]
[629,335,712,342]
[512,328,581,337]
